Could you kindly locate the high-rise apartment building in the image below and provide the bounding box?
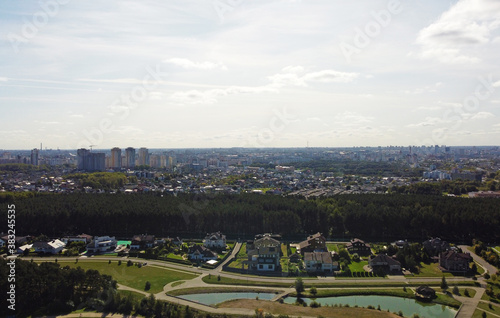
[30,148,39,166]
[125,147,136,168]
[110,147,122,169]
[138,147,149,166]
[77,148,105,172]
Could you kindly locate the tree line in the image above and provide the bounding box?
[0,258,243,318]
[1,192,499,241]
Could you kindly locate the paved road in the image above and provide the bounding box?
[30,245,494,318]
[455,287,486,318]
[460,245,499,275]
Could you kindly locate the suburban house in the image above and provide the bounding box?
[203,231,226,249]
[439,250,472,272]
[247,233,281,271]
[369,254,402,273]
[346,238,371,255]
[423,237,450,256]
[304,251,338,273]
[130,234,155,250]
[169,237,183,246]
[1,235,29,247]
[61,233,92,244]
[33,239,66,254]
[86,236,117,253]
[187,245,218,262]
[17,244,33,254]
[298,232,327,254]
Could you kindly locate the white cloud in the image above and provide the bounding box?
[415,0,500,63]
[268,68,358,87]
[282,65,305,74]
[170,85,276,104]
[468,111,495,120]
[164,58,227,70]
[0,77,7,82]
[303,70,359,83]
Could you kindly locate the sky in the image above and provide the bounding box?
[1,0,500,150]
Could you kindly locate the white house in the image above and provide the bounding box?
[187,245,218,262]
[86,236,117,253]
[203,232,226,249]
[17,244,33,254]
[33,239,66,254]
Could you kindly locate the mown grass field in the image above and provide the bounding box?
[39,260,198,293]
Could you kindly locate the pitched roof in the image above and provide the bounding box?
[371,254,401,266]
[304,251,333,264]
[440,250,472,262]
[204,231,225,240]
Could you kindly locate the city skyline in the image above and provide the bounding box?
[1,0,500,150]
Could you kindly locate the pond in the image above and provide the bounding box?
[178,292,276,306]
[284,295,457,318]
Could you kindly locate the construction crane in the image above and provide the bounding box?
[89,145,96,151]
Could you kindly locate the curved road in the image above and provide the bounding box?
[29,243,494,318]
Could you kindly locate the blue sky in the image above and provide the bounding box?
[1,0,500,150]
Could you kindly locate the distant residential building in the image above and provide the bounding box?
[346,238,371,255]
[187,245,218,262]
[169,237,183,246]
[439,250,472,272]
[203,232,226,249]
[468,191,500,198]
[125,147,136,168]
[31,148,39,166]
[77,148,105,172]
[86,236,117,253]
[247,233,281,271]
[369,254,401,273]
[61,233,92,244]
[110,147,122,169]
[423,238,449,256]
[130,234,155,250]
[298,232,327,255]
[304,251,337,273]
[33,239,66,254]
[138,147,150,166]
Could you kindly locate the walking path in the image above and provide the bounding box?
[32,245,497,318]
[455,287,485,318]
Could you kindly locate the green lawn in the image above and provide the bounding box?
[42,260,198,294]
[348,261,368,272]
[166,253,184,260]
[482,281,500,302]
[281,244,288,257]
[408,262,454,278]
[477,301,500,316]
[326,243,341,253]
[227,243,248,269]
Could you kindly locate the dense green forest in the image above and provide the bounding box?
[1,192,499,241]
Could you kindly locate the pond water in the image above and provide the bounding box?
[284,295,457,318]
[178,292,276,305]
